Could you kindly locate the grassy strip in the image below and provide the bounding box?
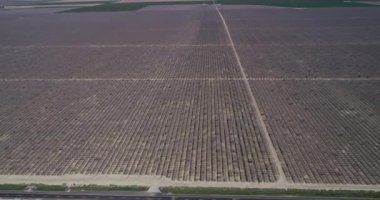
[70,184,149,192]
[33,184,68,191]
[34,1,112,5]
[160,187,380,198]
[62,2,146,12]
[215,0,379,7]
[62,1,212,12]
[0,184,28,191]
[0,183,148,192]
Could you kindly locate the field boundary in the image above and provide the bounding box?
[2,42,380,49]
[0,175,379,191]
[1,78,379,81]
[0,44,231,49]
[160,186,380,198]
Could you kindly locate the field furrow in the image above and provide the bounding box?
[0,80,277,182]
[249,80,380,184]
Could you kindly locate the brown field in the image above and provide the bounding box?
[0,4,379,187]
[0,80,277,182]
[0,46,241,79]
[250,80,379,184]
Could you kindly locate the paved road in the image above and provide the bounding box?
[0,191,375,200]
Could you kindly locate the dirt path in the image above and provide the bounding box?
[213,1,287,184]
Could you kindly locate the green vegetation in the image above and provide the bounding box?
[70,184,149,192]
[215,0,379,7]
[0,184,28,191]
[62,0,378,12]
[62,1,212,12]
[35,1,112,5]
[62,2,146,12]
[33,184,68,191]
[160,187,380,198]
[0,183,67,191]
[0,183,147,192]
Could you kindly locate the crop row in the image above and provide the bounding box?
[0,46,240,79]
[222,7,380,46]
[0,80,277,182]
[229,27,380,45]
[235,44,380,78]
[221,7,380,27]
[250,80,380,184]
[0,8,227,46]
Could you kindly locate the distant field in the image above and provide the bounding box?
[61,0,379,12]
[216,0,379,7]
[34,1,112,5]
[63,1,212,12]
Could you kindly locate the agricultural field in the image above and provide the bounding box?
[222,6,380,184]
[224,7,380,78]
[250,80,380,184]
[0,80,277,182]
[0,46,240,79]
[0,1,379,189]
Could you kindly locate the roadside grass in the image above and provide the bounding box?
[0,184,28,191]
[215,0,379,7]
[62,1,212,12]
[0,183,148,192]
[70,184,149,192]
[33,1,112,5]
[33,184,68,191]
[62,2,146,12]
[160,187,380,199]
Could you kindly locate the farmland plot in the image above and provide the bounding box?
[223,7,380,46]
[219,6,380,79]
[236,44,380,78]
[0,6,227,46]
[250,81,380,184]
[220,6,380,185]
[220,7,380,29]
[0,80,277,182]
[0,46,240,79]
[0,4,380,187]
[220,6,380,21]
[229,27,380,45]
